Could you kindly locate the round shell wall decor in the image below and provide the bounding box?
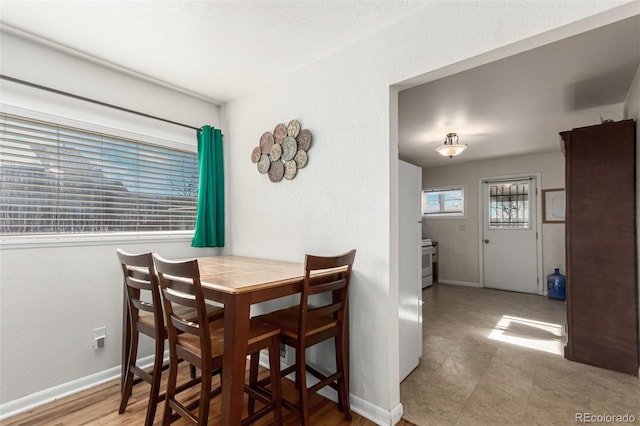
[251,119,312,182]
[273,123,287,144]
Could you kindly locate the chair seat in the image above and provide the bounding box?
[253,306,337,340]
[177,319,280,359]
[138,304,224,329]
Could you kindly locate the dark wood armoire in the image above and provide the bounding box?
[560,119,639,376]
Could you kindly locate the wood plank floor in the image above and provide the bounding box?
[4,361,416,425]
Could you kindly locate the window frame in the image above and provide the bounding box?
[422,185,466,219]
[0,105,199,248]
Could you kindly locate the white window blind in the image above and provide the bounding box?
[0,112,198,236]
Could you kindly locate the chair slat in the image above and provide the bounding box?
[307,278,347,295]
[307,303,340,319]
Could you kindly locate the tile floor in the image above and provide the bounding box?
[400,284,640,426]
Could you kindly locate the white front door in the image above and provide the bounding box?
[482,177,539,294]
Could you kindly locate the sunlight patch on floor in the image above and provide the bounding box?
[488,315,564,355]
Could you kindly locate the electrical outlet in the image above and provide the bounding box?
[279,342,293,365]
[92,327,106,350]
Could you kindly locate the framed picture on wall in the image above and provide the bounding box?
[543,188,565,223]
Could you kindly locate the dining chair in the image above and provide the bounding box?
[116,249,224,426]
[153,254,283,426]
[249,249,356,426]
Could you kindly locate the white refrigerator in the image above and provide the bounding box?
[398,160,422,381]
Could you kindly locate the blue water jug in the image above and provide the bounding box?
[547,268,566,301]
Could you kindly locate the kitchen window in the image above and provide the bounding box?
[422,186,465,217]
[0,112,198,236]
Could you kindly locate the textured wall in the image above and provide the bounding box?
[224,1,630,418]
[421,147,628,286]
[0,32,221,405]
[0,0,633,421]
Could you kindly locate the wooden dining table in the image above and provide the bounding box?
[196,255,306,425]
[120,254,350,425]
[184,255,349,425]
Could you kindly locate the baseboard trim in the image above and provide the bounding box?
[259,353,402,425]
[438,279,482,288]
[3,353,403,425]
[0,354,155,421]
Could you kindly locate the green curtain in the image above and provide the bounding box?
[192,125,225,247]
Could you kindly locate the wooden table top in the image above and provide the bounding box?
[196,255,305,294]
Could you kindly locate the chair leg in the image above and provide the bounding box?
[335,333,351,421]
[293,347,300,389]
[197,363,212,425]
[269,338,283,424]
[144,336,164,426]
[248,352,260,416]
[162,351,179,426]
[119,329,138,414]
[296,347,310,426]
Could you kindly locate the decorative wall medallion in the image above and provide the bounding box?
[252,119,312,182]
[287,119,301,137]
[268,160,284,182]
[270,143,282,162]
[294,150,308,168]
[257,154,270,174]
[251,147,261,163]
[273,123,287,144]
[281,136,297,161]
[296,129,312,151]
[284,160,297,180]
[259,132,274,153]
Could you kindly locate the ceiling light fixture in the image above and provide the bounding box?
[436,132,467,159]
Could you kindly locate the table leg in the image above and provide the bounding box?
[121,285,130,393]
[221,294,251,425]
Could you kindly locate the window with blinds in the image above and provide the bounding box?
[0,113,198,236]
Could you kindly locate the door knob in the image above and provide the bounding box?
[484,239,490,244]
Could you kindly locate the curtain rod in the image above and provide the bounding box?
[0,74,201,131]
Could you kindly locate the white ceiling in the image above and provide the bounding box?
[399,14,640,168]
[0,0,428,103]
[0,1,638,169]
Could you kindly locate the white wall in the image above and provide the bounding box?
[0,31,221,405]
[422,152,561,284]
[224,1,633,421]
[421,111,623,287]
[0,1,635,422]
[626,67,640,121]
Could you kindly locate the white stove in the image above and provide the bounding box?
[421,239,436,288]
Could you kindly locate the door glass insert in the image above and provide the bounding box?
[489,182,530,229]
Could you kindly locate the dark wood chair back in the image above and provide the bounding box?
[298,250,356,346]
[117,250,164,338]
[153,255,214,365]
